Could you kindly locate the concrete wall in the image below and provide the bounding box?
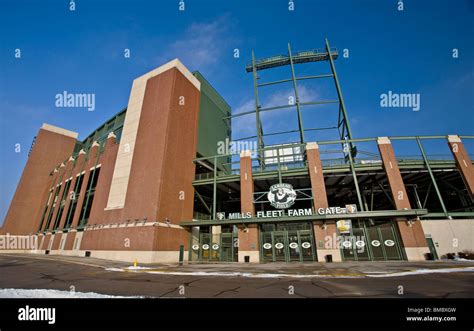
[421,219,474,258]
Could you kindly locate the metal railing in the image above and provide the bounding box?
[193,135,474,182]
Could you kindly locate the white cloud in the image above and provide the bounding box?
[160,14,235,72]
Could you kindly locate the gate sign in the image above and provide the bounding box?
[202,244,210,250]
[192,244,199,251]
[212,244,219,250]
[301,242,311,249]
[275,243,284,249]
[263,243,272,249]
[267,183,297,209]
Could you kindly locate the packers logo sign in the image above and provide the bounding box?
[267,183,297,209]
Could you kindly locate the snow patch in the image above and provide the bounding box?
[0,288,141,298]
[366,267,474,278]
[125,266,153,270]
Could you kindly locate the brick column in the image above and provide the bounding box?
[447,135,474,201]
[377,137,428,261]
[306,142,342,262]
[238,150,259,262]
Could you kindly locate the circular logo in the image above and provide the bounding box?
[263,243,272,250]
[275,243,284,249]
[267,183,297,209]
[289,242,298,249]
[301,242,311,249]
[342,241,352,248]
[371,240,381,247]
[384,240,395,247]
[202,244,210,250]
[192,244,199,251]
[212,244,219,250]
[355,240,365,248]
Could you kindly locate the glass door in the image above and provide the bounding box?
[365,225,385,260]
[199,233,211,261]
[298,230,315,261]
[261,232,274,262]
[378,222,402,260]
[352,227,370,261]
[220,233,234,262]
[287,231,301,262]
[272,231,287,262]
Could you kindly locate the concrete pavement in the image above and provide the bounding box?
[0,253,473,298]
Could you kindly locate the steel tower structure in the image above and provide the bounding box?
[226,39,354,169]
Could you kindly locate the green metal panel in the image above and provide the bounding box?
[193,71,231,171]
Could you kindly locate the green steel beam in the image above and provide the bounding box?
[257,74,334,87]
[421,212,474,218]
[325,38,353,141]
[212,156,217,220]
[251,51,265,168]
[345,139,365,211]
[416,137,449,218]
[195,190,212,215]
[287,43,305,144]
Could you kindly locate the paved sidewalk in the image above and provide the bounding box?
[1,252,473,278]
[1,253,473,297]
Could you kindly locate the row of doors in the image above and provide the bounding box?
[340,220,403,261]
[190,220,405,262]
[191,233,238,262]
[260,230,316,262]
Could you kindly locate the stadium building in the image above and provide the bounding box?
[1,41,473,263]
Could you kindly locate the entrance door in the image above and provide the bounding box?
[220,233,234,262]
[287,231,301,262]
[272,231,287,262]
[195,232,237,262]
[366,225,385,260]
[199,233,211,261]
[298,230,315,261]
[378,222,402,260]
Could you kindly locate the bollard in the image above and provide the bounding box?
[179,245,184,266]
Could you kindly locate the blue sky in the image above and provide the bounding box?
[1,0,473,223]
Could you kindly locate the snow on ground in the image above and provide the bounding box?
[125,266,153,270]
[0,288,141,298]
[106,266,474,279]
[365,266,474,278]
[106,268,364,278]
